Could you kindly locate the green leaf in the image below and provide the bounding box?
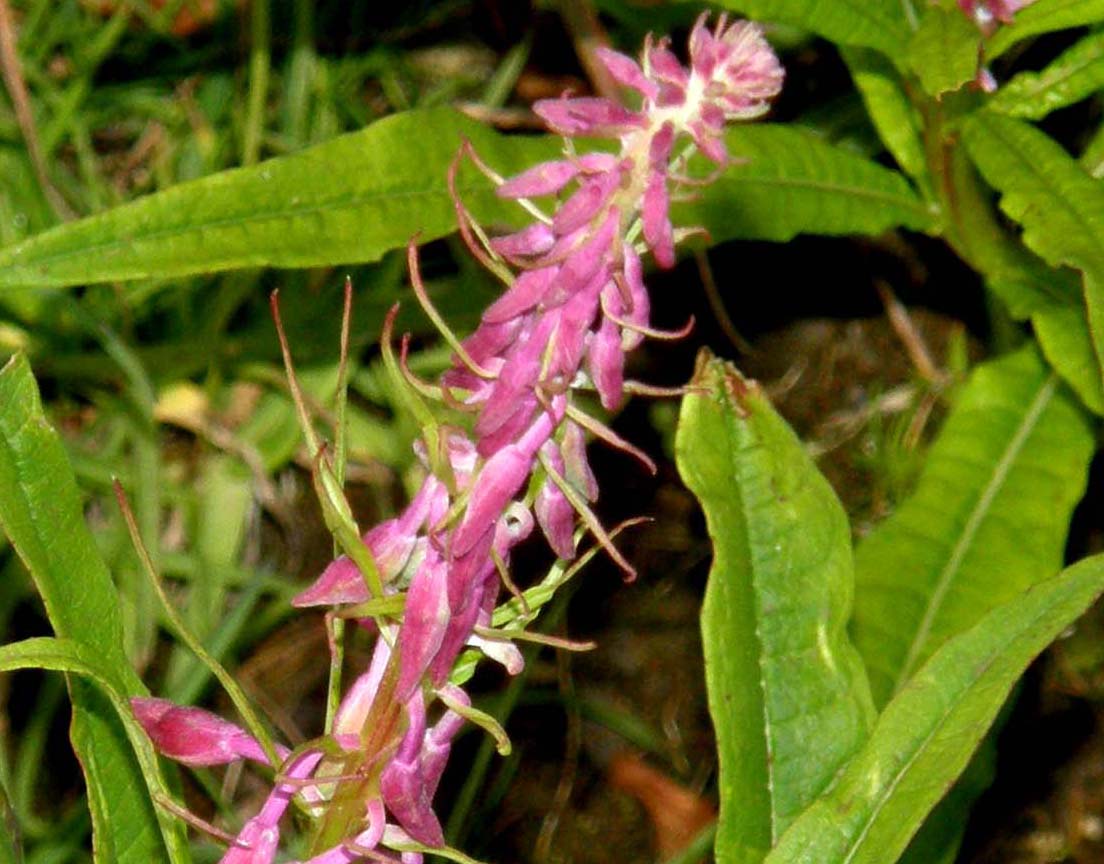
[765,552,1104,864]
[841,47,931,191]
[675,350,875,863]
[907,5,981,97]
[0,107,560,290]
[962,111,1104,411]
[0,355,186,864]
[703,0,910,57]
[853,346,1093,707]
[1033,300,1104,413]
[990,30,1104,119]
[989,0,1104,59]
[680,125,936,243]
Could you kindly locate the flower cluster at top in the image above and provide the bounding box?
[131,15,783,864]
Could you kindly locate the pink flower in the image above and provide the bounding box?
[958,0,1035,32]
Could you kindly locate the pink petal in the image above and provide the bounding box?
[131,697,281,767]
[535,443,576,559]
[395,551,451,701]
[533,97,645,137]
[690,17,719,79]
[452,445,533,557]
[553,170,622,236]
[595,46,659,101]
[642,170,674,268]
[587,315,626,410]
[621,246,651,351]
[334,636,393,735]
[497,160,580,198]
[489,223,556,261]
[482,266,557,324]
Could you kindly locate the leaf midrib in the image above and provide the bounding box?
[0,177,500,275]
[1001,37,1104,105]
[731,411,781,843]
[890,374,1057,694]
[980,114,1104,275]
[841,588,1059,864]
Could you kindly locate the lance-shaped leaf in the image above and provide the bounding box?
[989,30,1104,120]
[675,350,875,863]
[765,552,1104,864]
[0,107,561,290]
[989,0,1104,59]
[0,116,932,292]
[0,355,187,864]
[963,112,1104,413]
[841,47,930,191]
[704,0,910,57]
[906,5,981,97]
[853,346,1093,707]
[679,125,936,244]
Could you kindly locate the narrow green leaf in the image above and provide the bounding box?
[681,125,936,244]
[0,115,932,292]
[675,350,875,862]
[989,0,1104,58]
[0,355,185,864]
[841,47,930,190]
[702,0,911,57]
[963,112,1104,278]
[0,107,560,290]
[990,30,1104,119]
[907,6,981,97]
[766,553,1104,864]
[962,111,1104,410]
[853,346,1093,707]
[1033,300,1104,413]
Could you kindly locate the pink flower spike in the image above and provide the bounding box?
[594,46,659,101]
[533,97,645,137]
[131,697,283,767]
[497,160,580,199]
